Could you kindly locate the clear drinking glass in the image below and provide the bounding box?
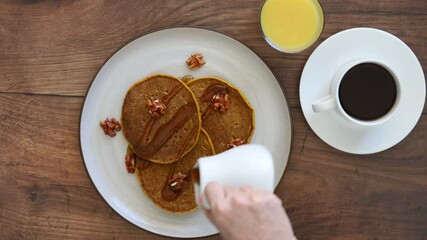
[260,0,325,53]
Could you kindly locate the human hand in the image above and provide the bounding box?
[201,182,295,240]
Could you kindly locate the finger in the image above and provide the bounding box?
[239,184,255,193]
[203,181,225,210]
[223,185,239,198]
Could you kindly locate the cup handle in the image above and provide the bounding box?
[312,95,336,112]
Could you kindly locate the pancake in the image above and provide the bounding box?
[135,129,215,213]
[187,77,255,153]
[121,74,202,164]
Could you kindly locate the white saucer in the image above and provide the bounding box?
[300,28,425,154]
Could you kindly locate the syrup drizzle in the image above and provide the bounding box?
[133,102,197,159]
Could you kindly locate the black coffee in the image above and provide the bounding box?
[338,63,397,121]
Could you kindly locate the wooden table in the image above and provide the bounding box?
[1,0,426,239]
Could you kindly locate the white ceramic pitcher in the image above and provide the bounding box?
[192,144,275,209]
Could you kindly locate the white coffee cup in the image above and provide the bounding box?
[192,144,275,209]
[312,59,400,126]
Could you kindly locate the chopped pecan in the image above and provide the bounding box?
[186,53,206,69]
[167,172,188,191]
[100,118,121,137]
[227,138,245,149]
[146,98,166,119]
[125,154,135,173]
[212,93,229,112]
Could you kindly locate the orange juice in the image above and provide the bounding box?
[260,0,324,53]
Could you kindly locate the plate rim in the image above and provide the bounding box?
[78,26,294,238]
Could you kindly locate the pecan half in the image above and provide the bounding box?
[146,98,166,119]
[100,118,121,137]
[167,172,188,191]
[212,93,229,112]
[186,53,206,69]
[125,154,136,173]
[227,138,245,149]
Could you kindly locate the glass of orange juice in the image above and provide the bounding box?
[260,0,324,53]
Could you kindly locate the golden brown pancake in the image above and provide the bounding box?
[187,77,255,153]
[135,129,215,213]
[121,74,202,164]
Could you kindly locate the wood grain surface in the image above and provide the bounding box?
[0,0,426,239]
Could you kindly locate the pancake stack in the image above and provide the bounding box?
[187,77,255,153]
[134,129,214,213]
[121,75,201,164]
[121,74,254,213]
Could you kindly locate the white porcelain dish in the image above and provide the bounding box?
[80,27,293,238]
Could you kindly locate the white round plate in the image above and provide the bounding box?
[300,28,425,154]
[80,27,292,238]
